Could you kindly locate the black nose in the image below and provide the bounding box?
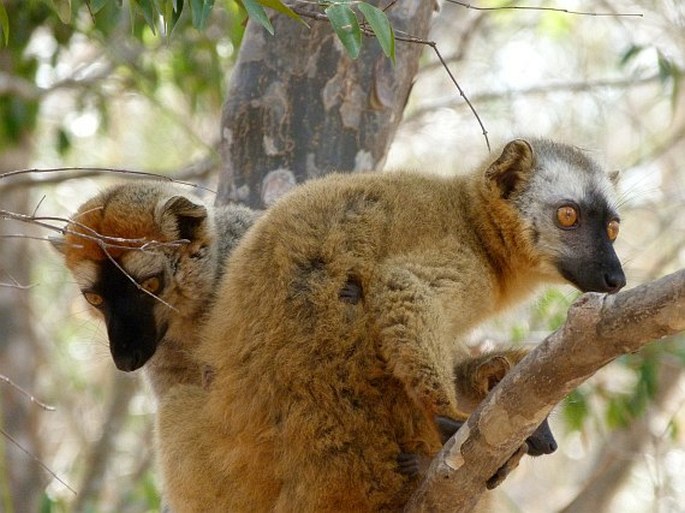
[603,270,626,293]
[114,350,146,372]
[526,436,558,456]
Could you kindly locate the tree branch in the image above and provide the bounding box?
[405,268,685,512]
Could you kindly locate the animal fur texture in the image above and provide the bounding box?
[398,348,558,481]
[157,139,625,512]
[53,180,258,398]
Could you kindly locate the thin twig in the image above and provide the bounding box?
[425,41,490,151]
[0,269,36,290]
[444,1,643,17]
[0,427,76,495]
[0,167,216,194]
[0,375,56,411]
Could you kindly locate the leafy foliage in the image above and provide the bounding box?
[28,0,395,61]
[0,1,243,155]
[323,1,395,62]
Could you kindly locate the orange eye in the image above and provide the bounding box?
[607,219,620,241]
[556,205,578,228]
[140,276,161,294]
[83,291,104,307]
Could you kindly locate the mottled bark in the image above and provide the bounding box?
[405,269,685,513]
[216,2,435,208]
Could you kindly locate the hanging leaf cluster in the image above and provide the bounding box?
[19,0,396,64]
[323,1,395,63]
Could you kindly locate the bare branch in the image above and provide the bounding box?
[0,374,55,411]
[406,269,685,512]
[444,1,643,18]
[0,427,76,495]
[0,167,216,194]
[0,268,37,289]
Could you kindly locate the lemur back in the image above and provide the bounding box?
[53,181,258,398]
[157,139,625,512]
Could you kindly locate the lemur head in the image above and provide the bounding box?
[52,182,215,372]
[486,139,626,294]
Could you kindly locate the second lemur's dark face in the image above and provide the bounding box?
[54,183,214,373]
[513,139,626,294]
[80,256,168,371]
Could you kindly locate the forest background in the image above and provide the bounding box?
[0,1,684,512]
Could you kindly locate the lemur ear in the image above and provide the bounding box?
[475,355,511,394]
[485,139,535,199]
[157,195,208,241]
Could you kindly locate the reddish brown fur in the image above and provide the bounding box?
[62,190,167,266]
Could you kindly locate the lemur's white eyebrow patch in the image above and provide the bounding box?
[532,156,619,212]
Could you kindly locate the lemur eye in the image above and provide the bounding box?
[555,205,579,229]
[140,275,162,294]
[83,291,104,307]
[607,219,620,241]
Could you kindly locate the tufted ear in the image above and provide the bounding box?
[475,355,511,394]
[484,139,535,199]
[157,195,208,241]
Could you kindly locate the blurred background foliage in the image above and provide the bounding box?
[0,1,684,512]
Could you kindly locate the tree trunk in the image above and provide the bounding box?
[216,2,435,208]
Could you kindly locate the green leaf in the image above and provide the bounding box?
[0,1,8,45]
[163,0,184,34]
[259,0,307,26]
[190,0,215,30]
[241,0,274,34]
[325,3,361,59]
[55,0,72,23]
[57,127,71,156]
[43,0,73,23]
[88,0,111,14]
[357,2,394,63]
[657,50,676,85]
[563,389,588,431]
[619,44,643,67]
[133,0,159,33]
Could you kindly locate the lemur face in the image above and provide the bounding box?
[70,251,170,371]
[515,140,626,294]
[53,183,212,372]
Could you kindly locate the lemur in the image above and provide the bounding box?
[52,181,258,398]
[156,138,625,512]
